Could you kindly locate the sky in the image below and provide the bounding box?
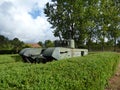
[0,0,58,43]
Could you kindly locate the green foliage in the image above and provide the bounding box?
[0,35,10,50]
[44,0,120,49]
[11,38,24,53]
[0,52,119,90]
[0,50,17,54]
[44,40,54,48]
[0,35,24,52]
[38,41,44,47]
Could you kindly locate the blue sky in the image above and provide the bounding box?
[29,7,41,19]
[29,3,42,19]
[0,0,57,43]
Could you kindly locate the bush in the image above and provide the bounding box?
[0,50,17,54]
[0,52,119,90]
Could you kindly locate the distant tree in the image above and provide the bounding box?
[0,35,10,49]
[44,40,54,48]
[11,38,24,52]
[0,35,7,43]
[0,35,25,52]
[98,0,120,51]
[85,0,120,51]
[38,41,43,47]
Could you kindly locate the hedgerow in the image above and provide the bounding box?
[0,52,119,90]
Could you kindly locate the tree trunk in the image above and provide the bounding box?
[101,38,105,51]
[114,38,117,52]
[87,39,92,51]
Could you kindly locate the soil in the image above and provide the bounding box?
[106,53,120,90]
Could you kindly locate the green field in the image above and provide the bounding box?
[0,52,119,90]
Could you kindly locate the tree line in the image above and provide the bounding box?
[0,35,54,53]
[0,35,24,53]
[0,33,120,53]
[44,0,120,51]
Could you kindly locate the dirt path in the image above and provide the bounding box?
[106,54,120,90]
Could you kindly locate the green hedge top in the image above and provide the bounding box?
[0,52,119,90]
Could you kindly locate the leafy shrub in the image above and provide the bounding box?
[0,52,119,90]
[0,50,18,54]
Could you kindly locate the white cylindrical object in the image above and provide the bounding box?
[69,39,75,48]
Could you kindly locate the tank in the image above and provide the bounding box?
[19,39,88,63]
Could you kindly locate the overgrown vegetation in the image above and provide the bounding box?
[0,35,24,53]
[44,0,120,51]
[0,52,119,90]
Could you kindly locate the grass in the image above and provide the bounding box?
[106,53,120,90]
[0,52,119,90]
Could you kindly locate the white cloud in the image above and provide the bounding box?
[0,0,58,43]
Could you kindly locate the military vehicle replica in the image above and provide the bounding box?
[19,39,88,63]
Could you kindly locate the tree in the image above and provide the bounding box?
[0,35,10,49]
[100,0,120,51]
[38,41,43,47]
[44,0,88,46]
[11,38,24,52]
[44,40,54,48]
[44,0,120,50]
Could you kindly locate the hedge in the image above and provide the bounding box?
[0,52,119,90]
[0,50,18,54]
